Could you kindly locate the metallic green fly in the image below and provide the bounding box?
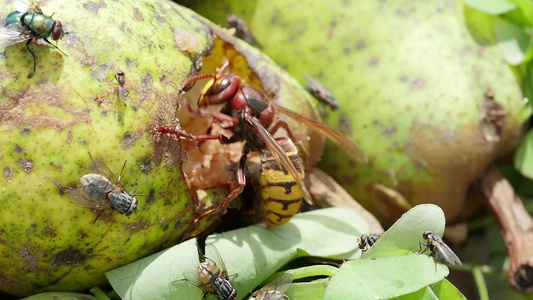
[1,0,66,76]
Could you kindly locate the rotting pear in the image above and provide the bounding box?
[0,0,338,295]
[0,0,206,295]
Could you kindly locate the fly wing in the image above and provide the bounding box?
[274,104,367,163]
[204,244,227,275]
[259,273,293,294]
[13,0,42,13]
[180,267,203,289]
[87,152,125,190]
[67,188,113,210]
[435,242,462,265]
[0,23,31,48]
[50,179,112,210]
[13,0,30,12]
[246,115,313,205]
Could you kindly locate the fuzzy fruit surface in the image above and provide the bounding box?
[0,0,209,295]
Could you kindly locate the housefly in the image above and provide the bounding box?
[419,231,462,265]
[51,153,139,221]
[0,0,67,76]
[358,233,381,254]
[181,244,237,300]
[248,273,293,300]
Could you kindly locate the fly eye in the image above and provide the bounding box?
[422,231,431,239]
[125,210,133,217]
[52,21,64,40]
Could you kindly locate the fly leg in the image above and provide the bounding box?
[25,38,36,75]
[418,241,429,254]
[42,37,68,56]
[92,210,104,224]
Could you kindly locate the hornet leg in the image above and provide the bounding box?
[199,146,249,219]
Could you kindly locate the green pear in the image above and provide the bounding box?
[0,0,329,295]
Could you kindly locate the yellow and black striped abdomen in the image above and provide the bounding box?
[260,137,305,227]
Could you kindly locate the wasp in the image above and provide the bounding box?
[158,63,365,227]
[0,0,67,76]
[358,233,381,254]
[51,153,139,221]
[182,244,237,300]
[419,231,462,265]
[249,273,293,300]
[259,136,305,227]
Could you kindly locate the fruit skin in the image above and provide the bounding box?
[0,0,329,295]
[182,0,524,224]
[0,0,211,295]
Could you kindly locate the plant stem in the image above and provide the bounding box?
[472,265,489,300]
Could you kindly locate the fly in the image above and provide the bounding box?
[0,0,67,77]
[51,153,139,221]
[358,233,381,254]
[115,70,128,102]
[248,273,293,300]
[226,14,261,48]
[304,74,339,110]
[99,71,128,105]
[180,244,237,300]
[419,231,462,265]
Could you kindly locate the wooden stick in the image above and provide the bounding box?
[308,168,384,233]
[481,166,533,293]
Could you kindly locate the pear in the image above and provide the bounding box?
[0,0,325,296]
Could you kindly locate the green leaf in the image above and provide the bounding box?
[394,279,466,299]
[500,164,533,196]
[22,292,97,300]
[324,255,449,300]
[465,0,517,15]
[429,279,468,299]
[286,279,329,300]
[512,0,533,25]
[105,238,203,300]
[494,19,531,65]
[362,204,445,258]
[284,265,338,279]
[324,204,458,299]
[515,130,533,180]
[519,97,532,122]
[106,207,369,300]
[522,64,533,121]
[396,287,439,300]
[464,5,497,45]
